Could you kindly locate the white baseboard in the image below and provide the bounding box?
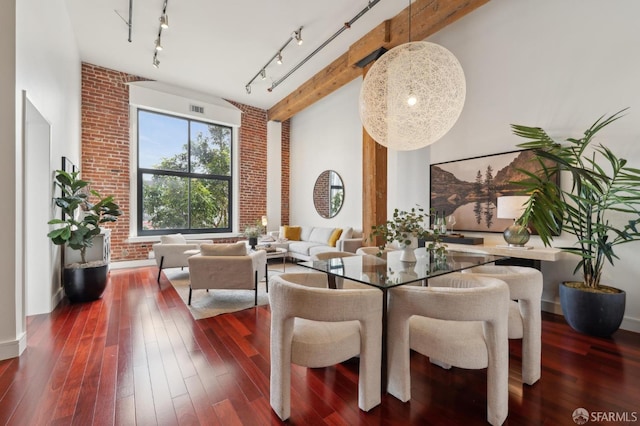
[541,299,563,315]
[111,259,155,269]
[0,332,26,361]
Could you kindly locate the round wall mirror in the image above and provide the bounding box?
[313,170,344,218]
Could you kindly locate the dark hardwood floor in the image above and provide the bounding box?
[1,266,638,425]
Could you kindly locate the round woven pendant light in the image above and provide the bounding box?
[359,41,466,151]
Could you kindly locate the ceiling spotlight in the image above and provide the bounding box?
[245,84,251,94]
[276,52,283,65]
[155,38,163,51]
[152,56,160,68]
[159,14,169,29]
[293,27,303,45]
[260,69,266,80]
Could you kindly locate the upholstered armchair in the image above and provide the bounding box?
[152,234,213,283]
[387,273,510,426]
[187,242,267,305]
[269,272,382,421]
[462,265,543,385]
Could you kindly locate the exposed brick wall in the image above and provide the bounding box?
[226,101,267,229]
[80,63,289,261]
[81,63,148,261]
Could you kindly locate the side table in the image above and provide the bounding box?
[256,246,288,272]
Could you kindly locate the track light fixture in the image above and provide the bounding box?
[245,85,251,94]
[260,69,267,80]
[293,28,303,45]
[160,14,169,29]
[151,1,169,68]
[276,52,283,65]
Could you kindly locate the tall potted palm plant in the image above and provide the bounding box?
[48,169,122,302]
[512,109,640,336]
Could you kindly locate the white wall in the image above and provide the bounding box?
[0,0,21,361]
[290,79,363,228]
[16,0,81,316]
[0,0,81,359]
[289,0,640,332]
[427,0,640,332]
[266,121,283,232]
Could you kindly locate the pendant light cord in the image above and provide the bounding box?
[408,0,412,43]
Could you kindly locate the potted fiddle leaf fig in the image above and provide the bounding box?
[512,109,640,336]
[48,169,122,303]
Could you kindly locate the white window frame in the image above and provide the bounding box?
[127,82,242,242]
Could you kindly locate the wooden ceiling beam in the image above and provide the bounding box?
[267,0,490,122]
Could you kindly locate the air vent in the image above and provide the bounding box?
[190,104,205,114]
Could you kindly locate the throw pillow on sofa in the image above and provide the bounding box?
[339,227,354,240]
[308,227,336,245]
[328,229,343,247]
[282,225,302,241]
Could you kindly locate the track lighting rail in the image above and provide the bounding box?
[151,0,169,68]
[269,0,381,92]
[245,27,303,94]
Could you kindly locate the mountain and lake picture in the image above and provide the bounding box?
[430,149,554,233]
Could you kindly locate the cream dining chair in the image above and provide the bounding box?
[387,273,510,426]
[462,265,543,385]
[269,272,382,421]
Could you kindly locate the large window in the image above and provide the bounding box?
[137,109,232,235]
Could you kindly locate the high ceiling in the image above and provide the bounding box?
[64,0,410,111]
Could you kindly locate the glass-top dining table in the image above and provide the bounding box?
[299,249,507,291]
[299,249,508,390]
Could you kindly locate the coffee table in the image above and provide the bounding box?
[256,246,288,272]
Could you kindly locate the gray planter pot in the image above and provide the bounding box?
[559,282,626,337]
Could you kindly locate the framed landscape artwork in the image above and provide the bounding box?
[429,149,557,233]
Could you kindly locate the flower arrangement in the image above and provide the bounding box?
[370,206,446,257]
[242,223,262,238]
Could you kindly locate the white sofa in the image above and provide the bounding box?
[268,226,364,261]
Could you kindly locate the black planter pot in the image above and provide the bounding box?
[63,263,109,303]
[559,281,626,337]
